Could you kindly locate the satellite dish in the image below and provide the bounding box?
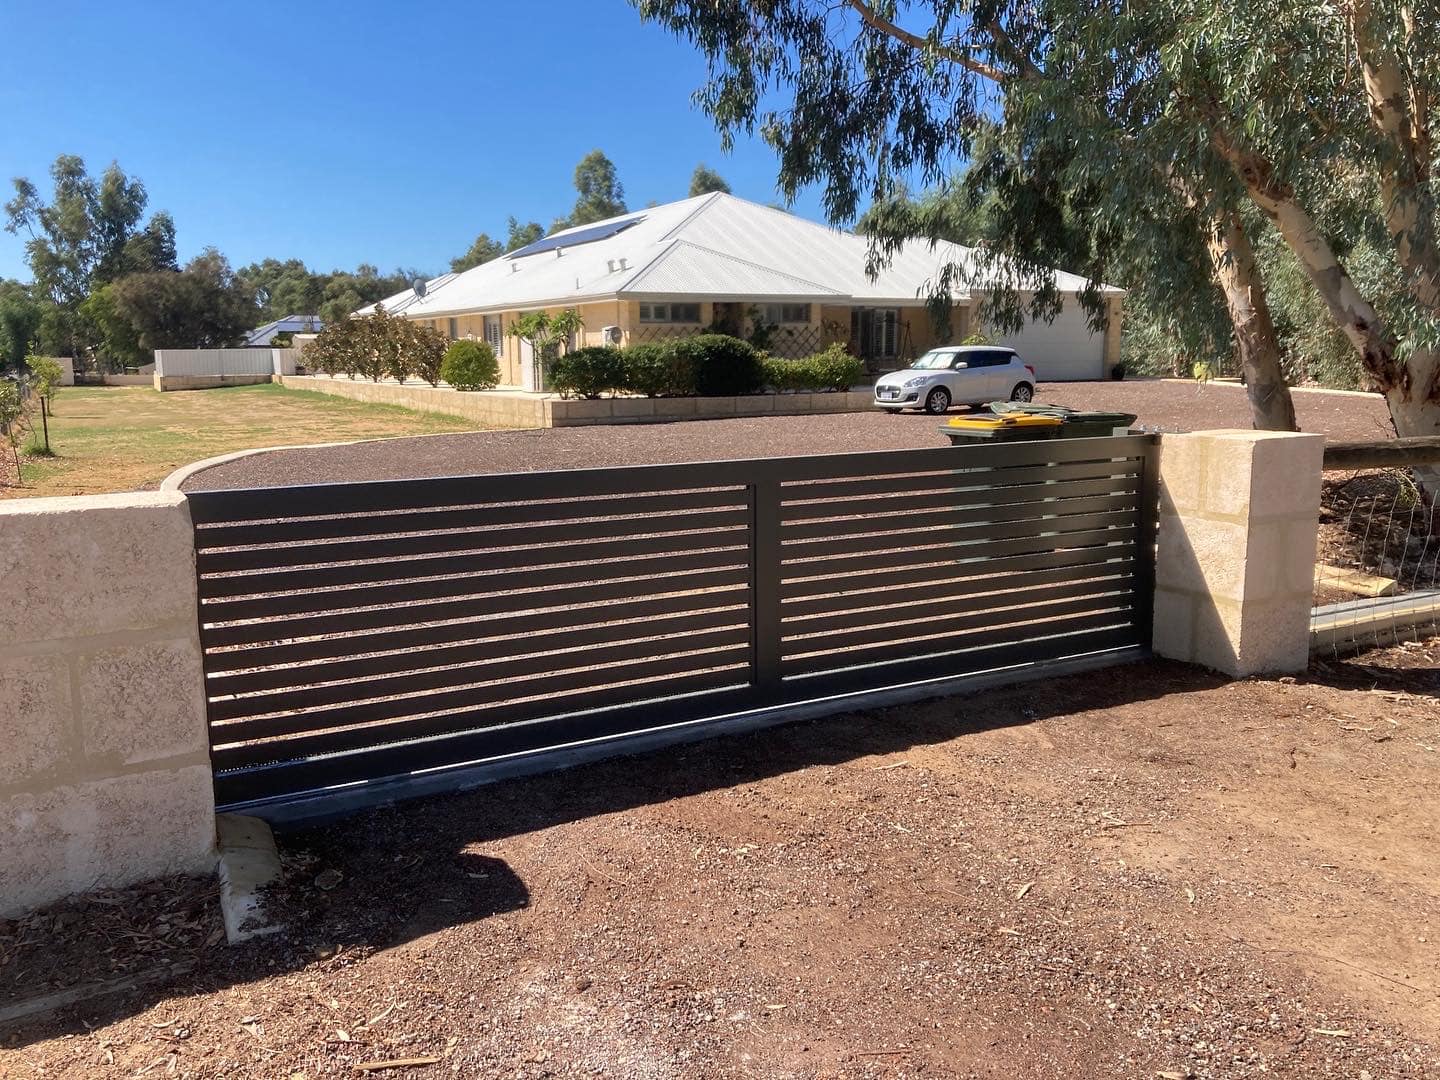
[412,278,428,298]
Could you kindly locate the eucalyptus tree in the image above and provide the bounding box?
[639,3,1428,434]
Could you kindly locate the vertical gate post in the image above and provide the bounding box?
[750,477,783,695]
[1151,429,1323,676]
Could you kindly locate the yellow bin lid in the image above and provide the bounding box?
[946,414,1064,430]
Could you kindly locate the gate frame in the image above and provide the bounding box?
[187,435,1160,826]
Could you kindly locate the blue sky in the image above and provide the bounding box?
[0,0,834,282]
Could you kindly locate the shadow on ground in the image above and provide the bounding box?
[2,658,1224,1047]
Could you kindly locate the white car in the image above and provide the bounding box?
[873,346,1037,414]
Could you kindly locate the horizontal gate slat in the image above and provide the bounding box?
[780,492,1138,541]
[211,683,762,806]
[200,553,748,623]
[782,526,1139,579]
[780,474,1140,521]
[780,458,1143,505]
[781,609,1136,676]
[779,545,1138,600]
[209,625,752,717]
[780,510,1137,561]
[207,608,749,697]
[198,507,751,574]
[202,585,749,668]
[782,625,1144,695]
[212,657,753,768]
[783,594,1133,657]
[781,562,1135,617]
[782,579,1136,638]
[199,529,750,599]
[194,489,746,549]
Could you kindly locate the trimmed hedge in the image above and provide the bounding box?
[622,342,697,397]
[761,343,864,392]
[549,346,628,399]
[536,334,860,399]
[440,339,500,391]
[671,334,764,396]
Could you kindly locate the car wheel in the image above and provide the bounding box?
[1010,383,1034,402]
[924,387,951,415]
[883,407,902,415]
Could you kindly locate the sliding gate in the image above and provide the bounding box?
[187,435,1157,811]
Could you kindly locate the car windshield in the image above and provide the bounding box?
[910,350,960,370]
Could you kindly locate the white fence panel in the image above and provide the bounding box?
[153,348,276,377]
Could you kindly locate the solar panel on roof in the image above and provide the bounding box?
[506,217,644,260]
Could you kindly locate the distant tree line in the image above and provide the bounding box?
[2,151,734,372]
[1,156,428,372]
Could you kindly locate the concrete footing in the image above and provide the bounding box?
[216,814,283,944]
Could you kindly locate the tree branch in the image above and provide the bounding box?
[1348,0,1440,314]
[844,0,1007,83]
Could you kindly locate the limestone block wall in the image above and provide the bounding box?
[0,492,216,917]
[279,375,874,429]
[1152,429,1324,676]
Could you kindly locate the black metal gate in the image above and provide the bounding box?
[187,435,1157,812]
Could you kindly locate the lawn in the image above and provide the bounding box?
[1,384,478,500]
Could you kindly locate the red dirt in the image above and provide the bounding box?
[4,652,1438,1078]
[181,380,1393,491]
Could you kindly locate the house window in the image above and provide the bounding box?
[447,317,459,339]
[871,309,899,358]
[639,302,701,323]
[763,303,811,324]
[483,314,503,354]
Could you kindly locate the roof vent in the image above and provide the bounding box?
[606,259,617,273]
[618,258,629,271]
[554,247,563,258]
[510,263,519,274]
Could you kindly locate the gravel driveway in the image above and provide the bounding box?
[181,380,1393,490]
[5,653,1437,1076]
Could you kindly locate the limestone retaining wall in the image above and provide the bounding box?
[0,492,216,917]
[278,374,874,428]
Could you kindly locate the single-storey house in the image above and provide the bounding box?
[360,193,1121,389]
[243,314,323,346]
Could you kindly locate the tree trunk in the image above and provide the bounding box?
[1202,206,1297,430]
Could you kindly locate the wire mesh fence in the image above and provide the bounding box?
[1311,461,1440,657]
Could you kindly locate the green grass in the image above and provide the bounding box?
[3,383,479,499]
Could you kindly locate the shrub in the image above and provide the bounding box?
[672,333,762,396]
[760,353,804,392]
[550,345,627,399]
[761,344,864,392]
[441,339,499,391]
[804,343,864,391]
[622,342,697,397]
[407,325,447,386]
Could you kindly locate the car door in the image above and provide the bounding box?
[950,352,992,404]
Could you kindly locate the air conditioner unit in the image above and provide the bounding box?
[601,325,623,346]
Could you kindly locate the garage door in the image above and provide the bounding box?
[991,297,1105,381]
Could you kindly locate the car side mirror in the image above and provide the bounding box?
[953,361,968,369]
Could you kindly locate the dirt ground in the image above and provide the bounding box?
[181,379,1392,491]
[4,648,1438,1078]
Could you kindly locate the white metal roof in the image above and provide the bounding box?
[371,193,1119,320]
